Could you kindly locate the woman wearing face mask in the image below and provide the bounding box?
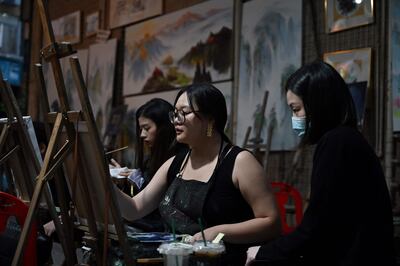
[246,61,395,266]
[115,83,281,265]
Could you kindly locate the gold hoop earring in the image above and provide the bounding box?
[207,123,213,137]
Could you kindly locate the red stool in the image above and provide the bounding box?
[0,192,37,266]
[271,182,303,235]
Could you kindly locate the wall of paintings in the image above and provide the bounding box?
[30,0,400,206]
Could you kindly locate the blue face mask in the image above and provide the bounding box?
[292,116,306,136]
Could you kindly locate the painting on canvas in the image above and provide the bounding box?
[390,0,400,131]
[52,11,81,44]
[85,11,99,37]
[123,0,233,96]
[237,0,302,151]
[109,0,162,29]
[324,48,371,125]
[87,39,118,138]
[43,49,88,112]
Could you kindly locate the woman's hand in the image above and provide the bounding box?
[245,246,261,266]
[192,226,221,242]
[43,221,56,236]
[110,158,122,168]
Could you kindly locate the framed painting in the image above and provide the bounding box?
[0,14,22,58]
[324,48,372,125]
[123,0,233,96]
[52,11,81,44]
[109,0,162,29]
[390,0,400,132]
[325,0,374,33]
[237,0,302,151]
[85,11,99,37]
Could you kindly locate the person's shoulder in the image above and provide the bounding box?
[234,146,258,165]
[319,126,362,145]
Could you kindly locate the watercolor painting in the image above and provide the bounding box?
[52,11,81,44]
[237,0,302,151]
[123,0,233,96]
[323,48,371,85]
[391,0,400,131]
[325,0,374,33]
[85,11,99,37]
[87,38,118,138]
[324,48,371,125]
[109,0,162,29]
[120,81,231,167]
[43,49,88,112]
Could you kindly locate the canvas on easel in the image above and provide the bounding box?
[0,116,41,200]
[19,1,136,265]
[0,74,77,266]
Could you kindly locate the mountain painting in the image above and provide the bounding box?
[237,0,302,151]
[87,38,117,138]
[123,0,233,96]
[43,49,88,112]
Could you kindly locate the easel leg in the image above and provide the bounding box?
[35,62,78,266]
[12,114,72,266]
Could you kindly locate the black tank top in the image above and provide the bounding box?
[159,144,254,265]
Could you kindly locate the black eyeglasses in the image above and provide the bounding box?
[168,109,200,124]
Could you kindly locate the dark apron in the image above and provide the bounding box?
[159,142,232,234]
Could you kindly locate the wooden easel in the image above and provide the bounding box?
[0,72,77,266]
[242,90,276,170]
[12,1,134,265]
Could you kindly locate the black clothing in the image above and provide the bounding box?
[255,126,395,266]
[159,144,254,265]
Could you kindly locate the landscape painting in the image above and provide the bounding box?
[87,39,118,138]
[237,0,302,150]
[109,0,162,29]
[123,0,233,96]
[324,48,371,126]
[43,49,88,112]
[121,90,179,167]
[52,11,81,44]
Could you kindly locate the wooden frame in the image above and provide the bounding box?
[12,1,135,265]
[0,116,40,200]
[0,73,77,266]
[325,0,374,33]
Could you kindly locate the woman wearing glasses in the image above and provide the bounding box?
[115,83,280,265]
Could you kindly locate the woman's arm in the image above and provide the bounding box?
[114,156,174,221]
[193,150,281,244]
